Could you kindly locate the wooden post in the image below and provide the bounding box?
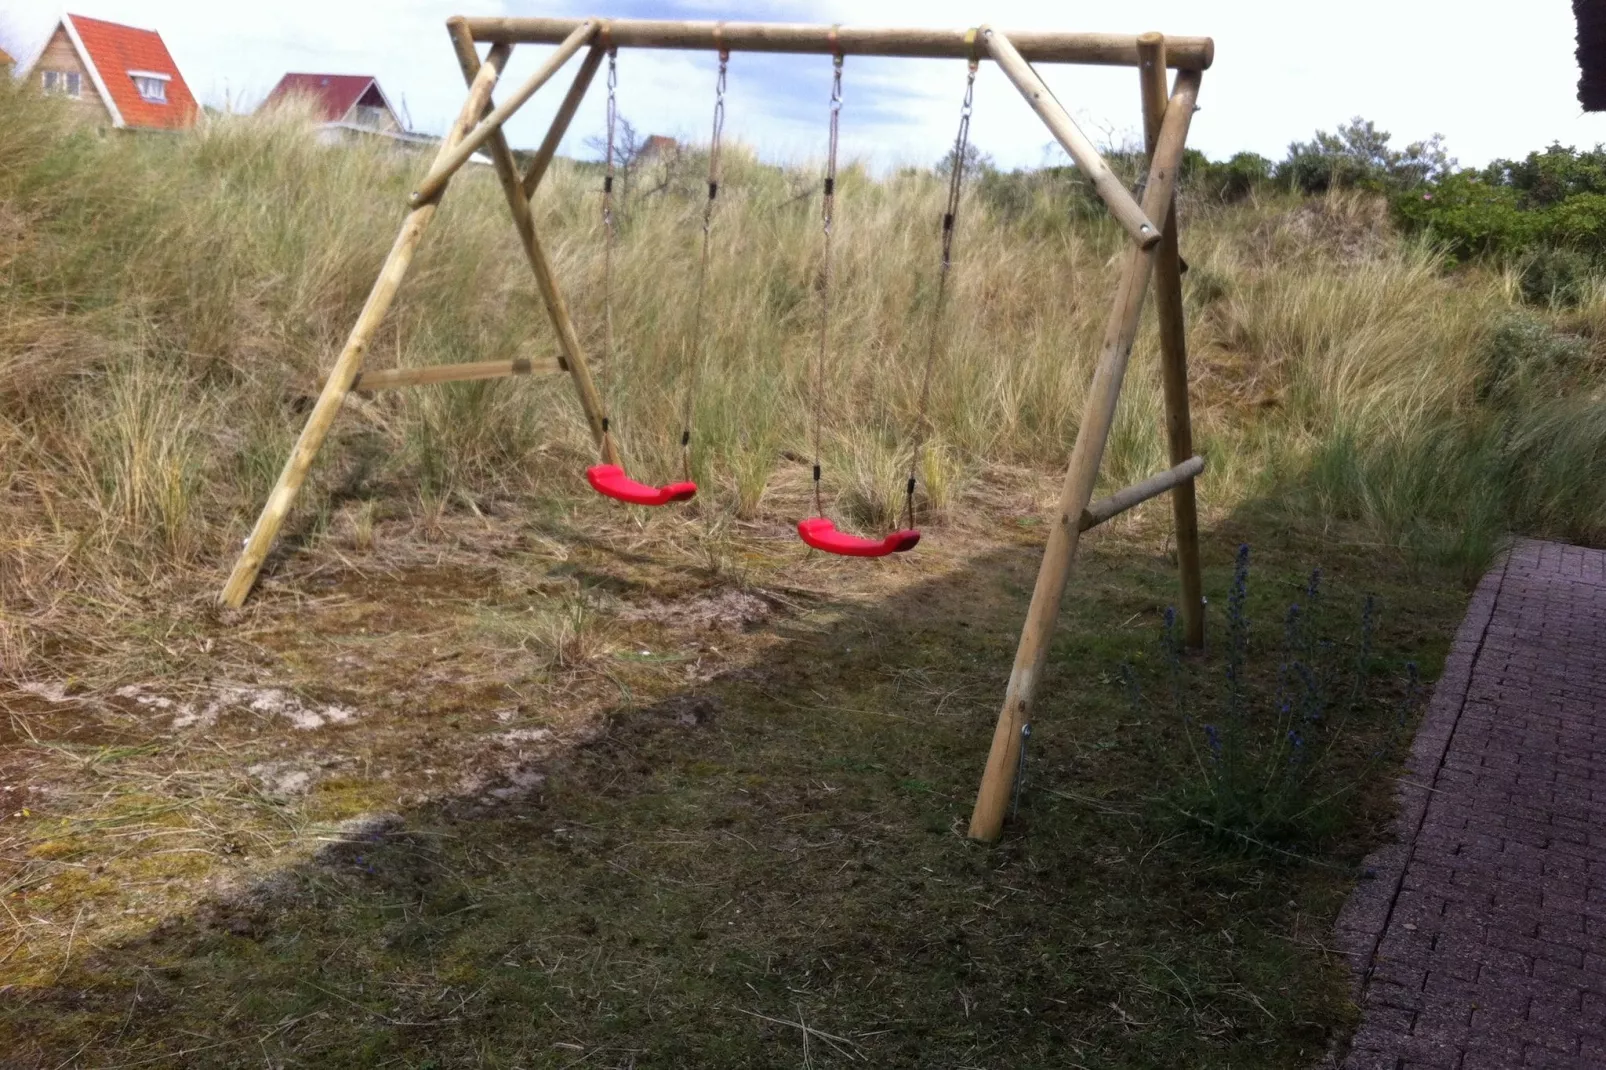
[983,26,1159,249]
[412,20,597,207]
[459,18,1214,70]
[218,44,513,609]
[523,44,606,198]
[1138,34,1205,650]
[446,19,619,463]
[968,69,1201,842]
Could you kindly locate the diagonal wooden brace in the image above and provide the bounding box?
[968,69,1201,841]
[445,19,618,463]
[411,19,598,207]
[983,26,1160,249]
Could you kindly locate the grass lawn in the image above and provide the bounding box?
[0,487,1466,1068]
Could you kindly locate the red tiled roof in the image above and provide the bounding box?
[263,73,383,124]
[66,14,198,130]
[0,46,13,67]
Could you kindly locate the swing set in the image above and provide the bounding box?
[219,16,1213,842]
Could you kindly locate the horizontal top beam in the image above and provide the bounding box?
[454,17,1214,70]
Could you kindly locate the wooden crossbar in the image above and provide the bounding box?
[339,357,562,392]
[459,17,1215,69]
[1079,456,1204,531]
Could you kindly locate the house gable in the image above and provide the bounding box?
[263,74,400,131]
[26,23,117,127]
[35,14,200,130]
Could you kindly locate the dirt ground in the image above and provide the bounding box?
[0,472,1466,1068]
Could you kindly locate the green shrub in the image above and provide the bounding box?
[1479,313,1592,399]
[1278,118,1452,195]
[1518,247,1596,308]
[1395,143,1606,287]
[1198,151,1273,203]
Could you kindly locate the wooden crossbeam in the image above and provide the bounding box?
[968,67,1202,842]
[1079,456,1204,531]
[460,18,1215,69]
[411,20,597,207]
[338,357,562,392]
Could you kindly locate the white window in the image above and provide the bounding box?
[41,70,82,97]
[128,71,170,104]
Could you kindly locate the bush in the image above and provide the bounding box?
[1185,151,1273,204]
[1478,313,1592,401]
[1278,117,1452,195]
[1395,143,1606,294]
[1518,247,1596,308]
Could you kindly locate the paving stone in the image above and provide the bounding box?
[1342,541,1606,1070]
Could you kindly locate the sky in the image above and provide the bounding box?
[2,0,1603,173]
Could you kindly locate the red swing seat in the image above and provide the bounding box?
[586,464,697,507]
[797,517,919,558]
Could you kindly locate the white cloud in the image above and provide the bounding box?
[1,0,1602,170]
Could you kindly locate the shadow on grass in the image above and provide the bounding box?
[2,499,1467,1070]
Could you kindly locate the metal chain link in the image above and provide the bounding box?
[810,53,845,518]
[680,50,728,481]
[599,48,619,456]
[903,58,978,530]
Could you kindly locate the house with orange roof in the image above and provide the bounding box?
[22,13,198,130]
[0,45,13,72]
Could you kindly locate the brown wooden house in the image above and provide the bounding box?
[21,13,198,130]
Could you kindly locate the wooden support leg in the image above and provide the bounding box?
[1138,34,1205,650]
[447,20,619,465]
[218,44,513,609]
[968,70,1202,842]
[522,44,606,198]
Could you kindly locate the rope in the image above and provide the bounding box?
[680,50,728,482]
[599,47,619,461]
[810,51,844,519]
[902,56,977,531]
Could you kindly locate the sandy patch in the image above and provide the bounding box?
[113,683,359,731]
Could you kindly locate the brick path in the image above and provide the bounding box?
[1337,539,1606,1069]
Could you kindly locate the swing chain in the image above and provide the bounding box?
[902,56,978,531]
[680,49,729,483]
[600,47,620,451]
[811,53,844,518]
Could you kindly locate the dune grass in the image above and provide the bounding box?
[5,78,1605,633]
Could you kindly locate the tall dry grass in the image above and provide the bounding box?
[3,77,1605,654]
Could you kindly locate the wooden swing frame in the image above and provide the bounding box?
[218,15,1212,844]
